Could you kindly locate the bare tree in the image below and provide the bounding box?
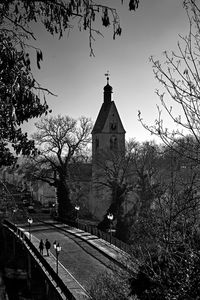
[123,139,200,298]
[95,140,159,242]
[124,141,161,245]
[131,156,200,299]
[130,141,159,212]
[138,0,200,162]
[95,140,135,235]
[129,4,200,284]
[26,115,93,219]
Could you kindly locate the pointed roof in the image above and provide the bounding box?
[92,100,126,134]
[92,101,112,134]
[92,77,125,134]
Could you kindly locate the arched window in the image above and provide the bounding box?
[110,122,117,131]
[110,135,117,150]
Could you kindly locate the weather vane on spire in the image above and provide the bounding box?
[105,70,110,85]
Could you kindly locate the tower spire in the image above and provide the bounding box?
[104,71,112,103]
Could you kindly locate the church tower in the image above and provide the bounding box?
[92,75,126,159]
[91,75,126,220]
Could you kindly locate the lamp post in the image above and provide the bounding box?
[53,240,57,249]
[13,208,17,225]
[107,213,114,244]
[27,217,33,241]
[13,208,17,255]
[75,205,80,227]
[54,242,61,274]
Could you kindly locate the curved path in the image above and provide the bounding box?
[19,221,131,298]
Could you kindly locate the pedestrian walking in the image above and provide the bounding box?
[45,239,51,256]
[39,239,44,255]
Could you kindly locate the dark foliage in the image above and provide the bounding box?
[131,245,200,299]
[0,32,49,166]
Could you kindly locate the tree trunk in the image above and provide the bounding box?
[56,180,74,220]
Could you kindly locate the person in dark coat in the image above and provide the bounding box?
[39,239,44,255]
[45,239,51,256]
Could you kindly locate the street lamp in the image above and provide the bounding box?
[75,205,80,227]
[107,213,114,244]
[27,217,33,241]
[13,208,18,255]
[12,208,17,225]
[53,240,57,249]
[54,242,61,274]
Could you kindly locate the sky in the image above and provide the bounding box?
[23,0,189,143]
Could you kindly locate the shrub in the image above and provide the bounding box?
[89,271,137,300]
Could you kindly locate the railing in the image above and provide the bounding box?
[57,217,131,253]
[3,219,76,300]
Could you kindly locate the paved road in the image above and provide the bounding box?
[21,222,122,292]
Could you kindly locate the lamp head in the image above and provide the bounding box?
[75,205,80,211]
[56,245,61,253]
[28,217,33,224]
[107,213,113,221]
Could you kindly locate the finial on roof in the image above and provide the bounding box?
[103,71,112,104]
[105,71,110,85]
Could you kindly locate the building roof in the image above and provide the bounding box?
[92,80,126,134]
[92,100,126,134]
[92,101,112,134]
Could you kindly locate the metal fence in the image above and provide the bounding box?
[3,219,76,300]
[58,217,131,254]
